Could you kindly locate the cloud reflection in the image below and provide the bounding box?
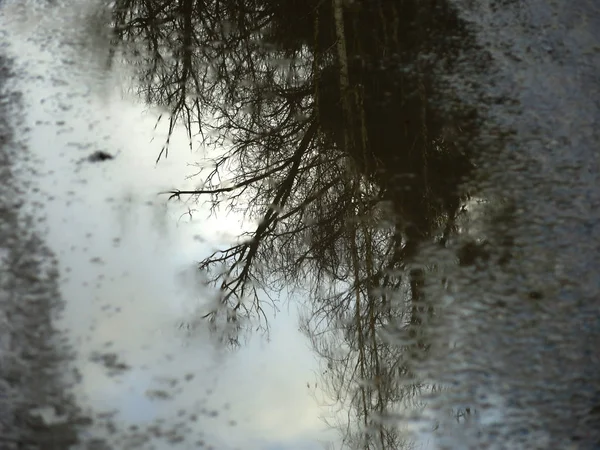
[2,3,336,447]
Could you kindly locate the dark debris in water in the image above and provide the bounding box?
[89,351,130,373]
[87,151,115,162]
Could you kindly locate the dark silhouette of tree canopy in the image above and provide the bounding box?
[111,0,477,313]
[110,0,482,445]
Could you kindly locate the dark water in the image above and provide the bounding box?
[1,0,599,449]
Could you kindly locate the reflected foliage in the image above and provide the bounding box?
[111,0,476,312]
[110,0,482,446]
[300,283,427,449]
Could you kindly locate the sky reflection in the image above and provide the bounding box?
[2,3,337,447]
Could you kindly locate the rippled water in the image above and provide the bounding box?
[1,4,337,448]
[1,0,599,449]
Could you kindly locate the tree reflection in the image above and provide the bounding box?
[300,279,426,449]
[110,0,480,445]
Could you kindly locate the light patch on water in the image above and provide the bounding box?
[1,2,337,448]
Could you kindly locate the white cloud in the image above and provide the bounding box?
[2,3,338,448]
